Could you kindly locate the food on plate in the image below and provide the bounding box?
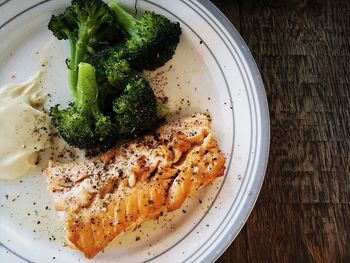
[112,76,168,136]
[44,114,225,258]
[0,72,51,181]
[48,0,123,96]
[50,63,118,150]
[50,62,168,151]
[88,48,132,113]
[48,0,181,151]
[108,1,182,70]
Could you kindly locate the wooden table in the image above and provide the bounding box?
[210,0,350,262]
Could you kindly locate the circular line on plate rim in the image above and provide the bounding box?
[0,0,11,8]
[141,1,252,262]
[0,0,51,29]
[183,0,267,262]
[179,0,257,262]
[0,242,32,263]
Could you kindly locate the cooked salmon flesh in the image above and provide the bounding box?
[44,114,225,258]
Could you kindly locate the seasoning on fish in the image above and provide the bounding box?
[44,114,225,258]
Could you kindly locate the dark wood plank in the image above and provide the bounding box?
[213,0,350,262]
[246,203,350,263]
[240,0,350,205]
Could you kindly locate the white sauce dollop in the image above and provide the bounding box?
[0,72,51,181]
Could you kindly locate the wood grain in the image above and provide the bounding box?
[211,0,350,262]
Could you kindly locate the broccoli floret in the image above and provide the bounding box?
[108,1,181,70]
[89,48,130,88]
[88,48,132,113]
[113,76,167,136]
[48,0,122,97]
[50,63,117,150]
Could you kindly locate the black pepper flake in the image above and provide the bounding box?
[182,210,186,213]
[200,40,203,44]
[37,221,41,224]
[135,236,140,241]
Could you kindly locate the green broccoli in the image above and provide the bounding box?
[108,1,182,70]
[90,48,130,88]
[88,47,132,113]
[50,63,117,150]
[113,76,168,136]
[48,0,122,97]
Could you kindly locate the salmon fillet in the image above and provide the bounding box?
[44,114,225,259]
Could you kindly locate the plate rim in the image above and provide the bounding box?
[0,0,270,262]
[196,0,270,261]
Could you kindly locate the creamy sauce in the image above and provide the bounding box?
[0,72,51,181]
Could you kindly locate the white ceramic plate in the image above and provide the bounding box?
[0,0,269,262]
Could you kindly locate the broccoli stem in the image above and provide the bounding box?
[69,26,92,98]
[66,34,90,98]
[75,63,99,116]
[65,31,78,97]
[68,17,100,98]
[71,42,87,95]
[108,2,136,36]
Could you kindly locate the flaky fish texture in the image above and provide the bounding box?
[44,114,225,258]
